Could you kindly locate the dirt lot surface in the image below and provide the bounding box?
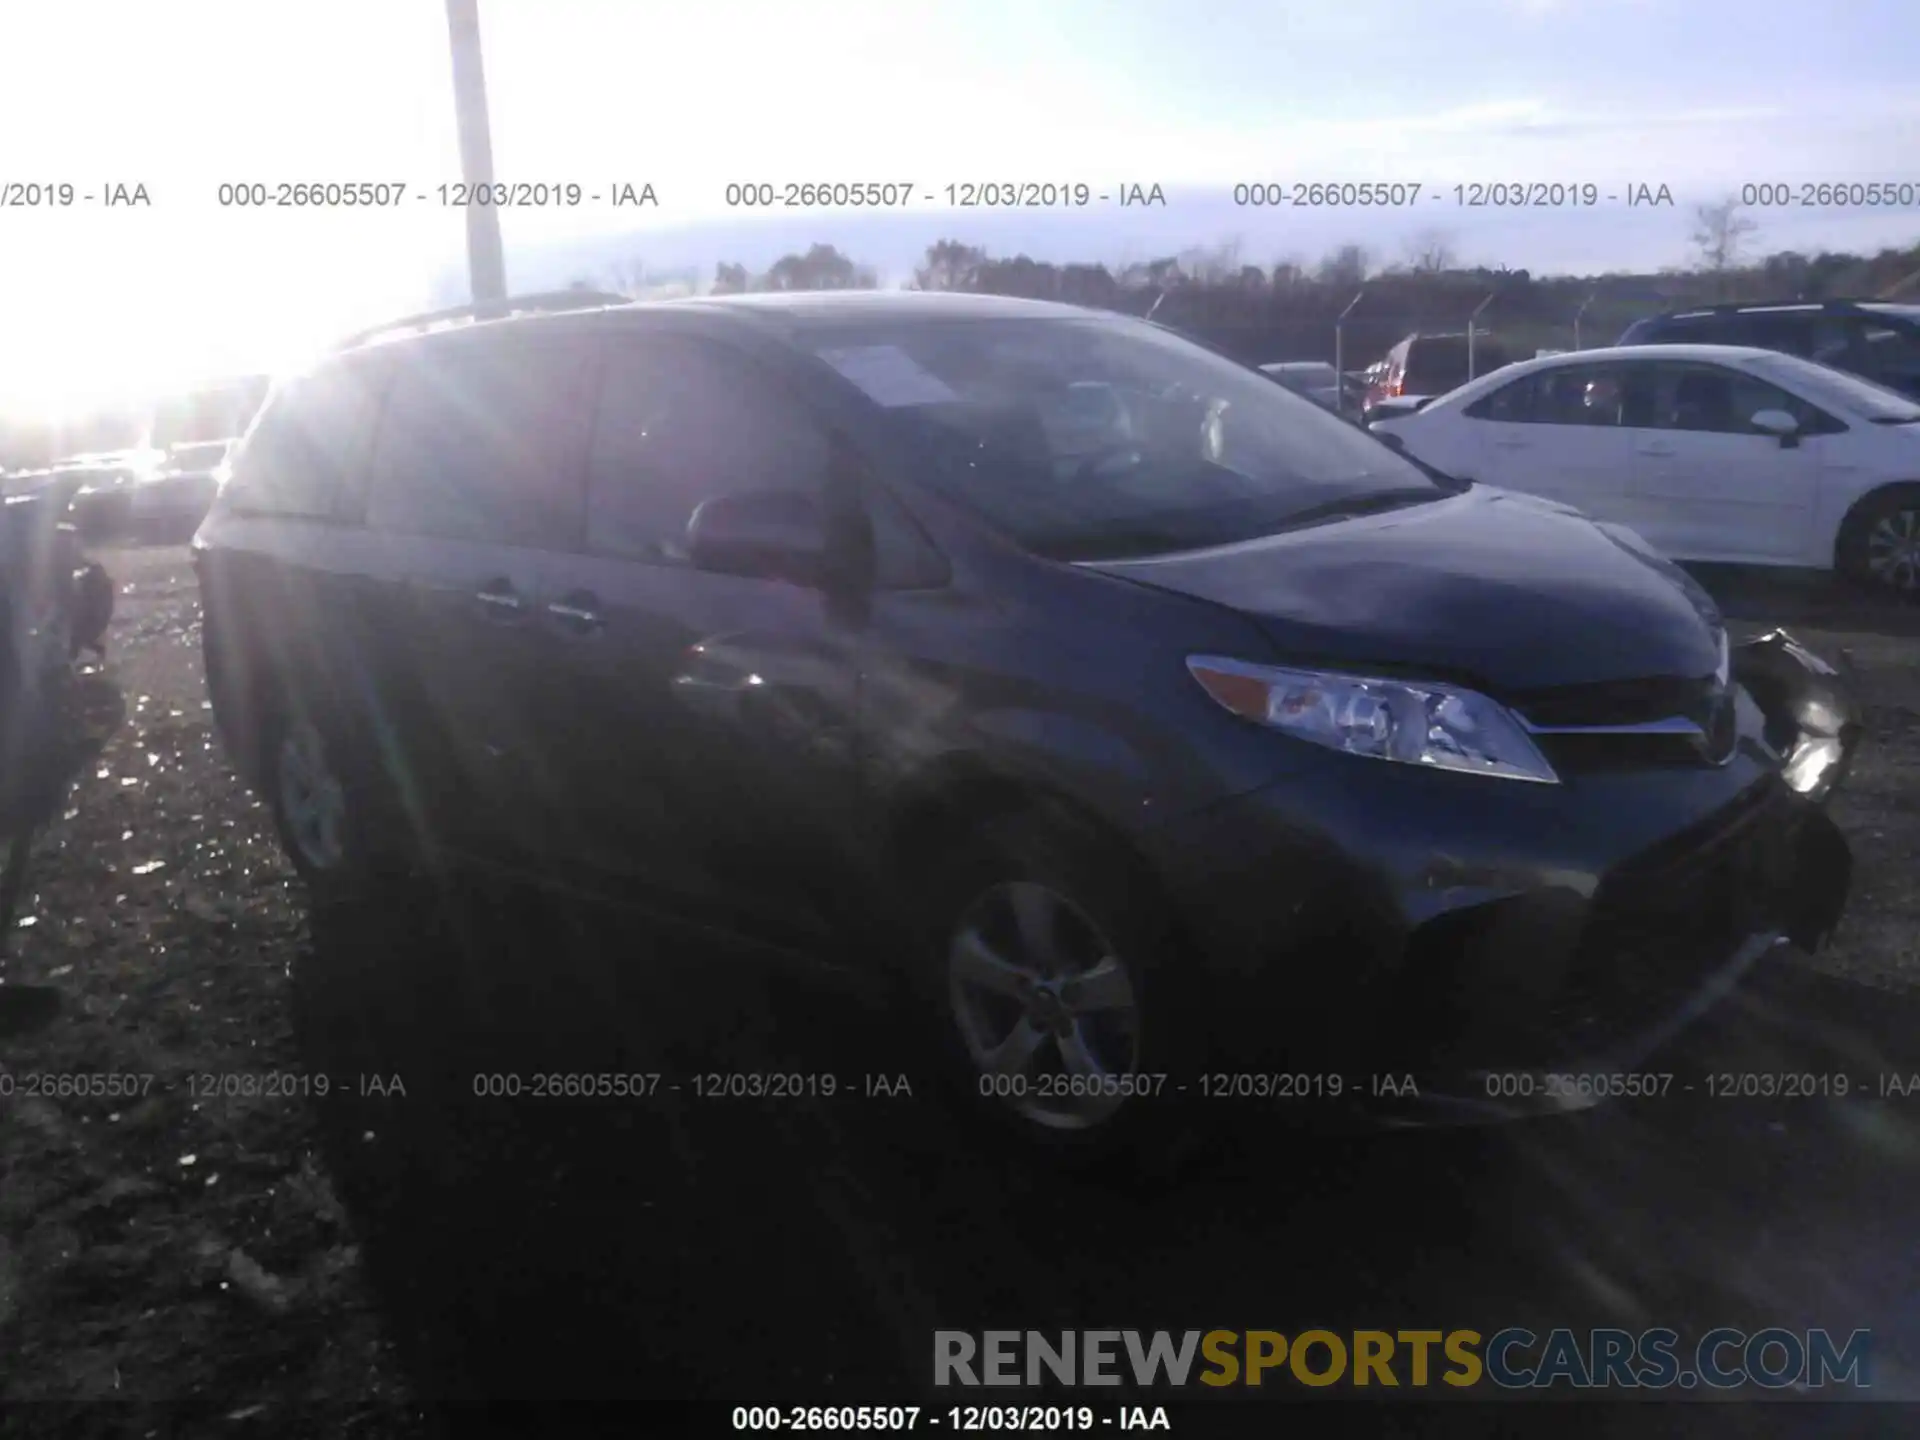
[1,545,1919,1435]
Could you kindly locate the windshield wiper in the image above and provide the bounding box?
[1869,415,1920,426]
[1271,486,1446,531]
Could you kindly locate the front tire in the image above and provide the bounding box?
[1837,485,1920,596]
[908,807,1193,1169]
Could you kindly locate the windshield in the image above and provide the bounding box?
[806,316,1438,560]
[150,379,269,448]
[1750,352,1920,423]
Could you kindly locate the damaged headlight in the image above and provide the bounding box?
[1733,630,1861,804]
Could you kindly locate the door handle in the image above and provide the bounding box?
[546,591,603,634]
[1637,443,1677,456]
[1493,437,1531,448]
[475,579,527,619]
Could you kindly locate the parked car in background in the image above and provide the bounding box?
[134,374,270,538]
[1618,300,1920,402]
[31,450,161,537]
[1365,332,1516,412]
[1258,361,1343,410]
[0,477,111,706]
[197,290,1853,1161]
[1368,343,1920,593]
[1362,395,1437,427]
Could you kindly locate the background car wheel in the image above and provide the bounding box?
[909,806,1194,1171]
[1838,485,1920,597]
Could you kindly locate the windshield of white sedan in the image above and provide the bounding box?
[1749,352,1920,423]
[807,317,1438,561]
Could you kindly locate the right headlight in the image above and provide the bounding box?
[1187,655,1560,784]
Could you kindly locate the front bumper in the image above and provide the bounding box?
[1145,684,1855,1124]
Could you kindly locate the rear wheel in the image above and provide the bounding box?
[273,716,350,877]
[1838,485,1920,596]
[259,693,409,909]
[266,699,461,1097]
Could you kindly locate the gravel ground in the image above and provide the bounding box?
[0,544,1918,1434]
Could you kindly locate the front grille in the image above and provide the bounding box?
[1514,671,1737,772]
[1515,674,1721,729]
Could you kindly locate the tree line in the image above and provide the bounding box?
[592,200,1920,367]
[8,204,1914,472]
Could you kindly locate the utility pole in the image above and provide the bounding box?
[445,0,507,311]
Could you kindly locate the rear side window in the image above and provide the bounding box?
[1731,313,1817,355]
[1630,316,1720,347]
[1465,363,1629,425]
[366,334,598,547]
[584,337,831,564]
[1405,338,1505,392]
[226,356,390,519]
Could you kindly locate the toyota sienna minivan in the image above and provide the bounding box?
[194,290,1855,1156]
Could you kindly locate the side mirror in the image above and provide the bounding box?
[1749,408,1801,447]
[686,489,827,586]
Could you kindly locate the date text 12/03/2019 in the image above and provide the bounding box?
[0,1070,405,1101]
[729,1404,1172,1431]
[1228,181,1675,208]
[721,182,1167,209]
[212,182,658,208]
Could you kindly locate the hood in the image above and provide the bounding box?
[1081,487,1724,695]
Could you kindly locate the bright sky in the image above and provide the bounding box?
[2,0,1916,419]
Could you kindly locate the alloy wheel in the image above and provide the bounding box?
[1865,508,1920,593]
[277,720,348,873]
[946,880,1142,1132]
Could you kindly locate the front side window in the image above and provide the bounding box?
[1626,362,1827,435]
[586,337,832,564]
[1747,351,1920,425]
[1810,317,1920,378]
[366,336,597,547]
[801,316,1439,562]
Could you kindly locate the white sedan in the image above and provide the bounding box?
[1368,343,1920,593]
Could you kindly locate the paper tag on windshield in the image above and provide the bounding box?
[816,345,960,407]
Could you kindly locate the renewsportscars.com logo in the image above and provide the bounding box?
[934,1328,1872,1391]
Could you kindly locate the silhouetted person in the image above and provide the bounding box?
[71,557,112,659]
[0,537,111,1037]
[0,829,56,1037]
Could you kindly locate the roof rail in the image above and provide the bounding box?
[1665,297,1891,318]
[332,289,630,352]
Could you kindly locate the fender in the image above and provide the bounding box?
[960,706,1160,826]
[883,706,1164,853]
